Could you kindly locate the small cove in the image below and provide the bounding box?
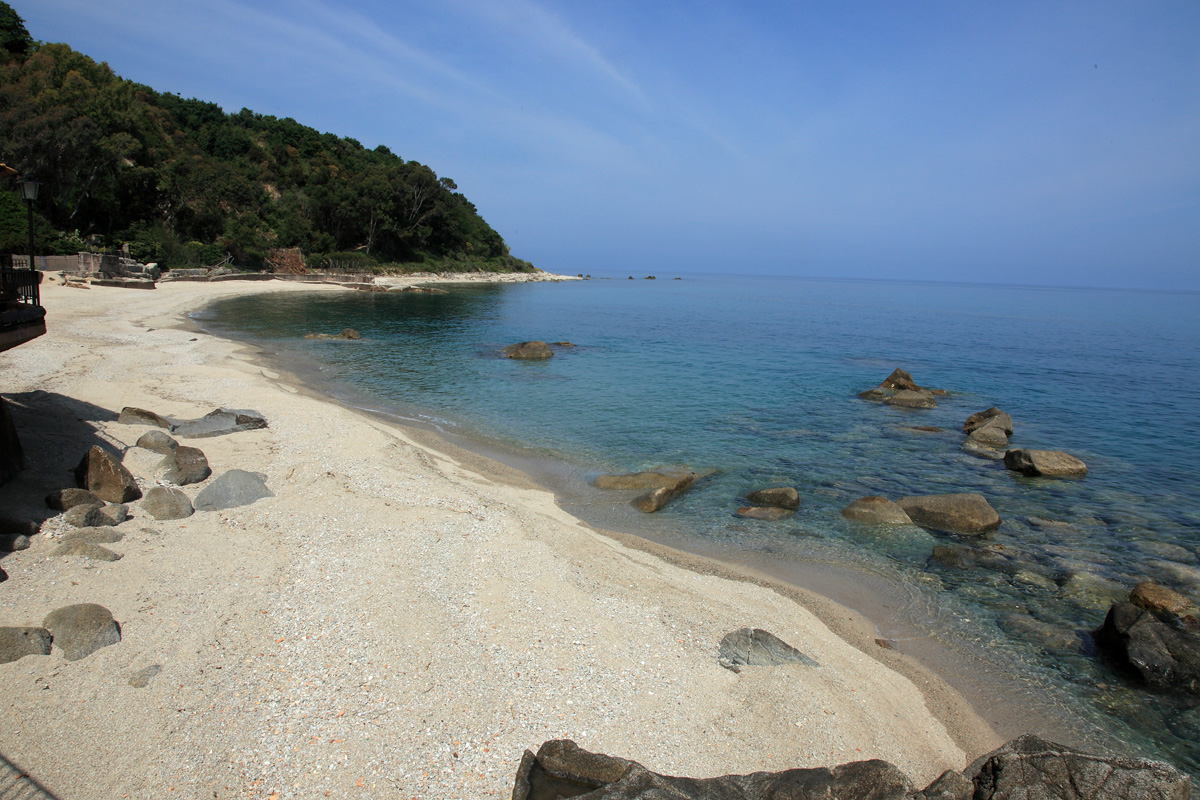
[195,273,1200,773]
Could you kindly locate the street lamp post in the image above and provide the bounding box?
[18,178,38,271]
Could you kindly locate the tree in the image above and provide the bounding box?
[0,1,32,61]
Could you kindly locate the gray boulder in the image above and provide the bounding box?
[746,487,799,510]
[965,418,1010,448]
[884,389,937,409]
[173,408,268,439]
[0,627,52,664]
[136,429,178,454]
[63,502,128,528]
[502,340,553,359]
[45,487,102,511]
[963,407,1013,435]
[0,533,30,552]
[158,445,211,485]
[897,493,1001,534]
[117,406,175,429]
[1095,601,1200,694]
[194,469,273,511]
[841,497,913,525]
[74,445,142,503]
[736,506,794,521]
[718,628,818,672]
[51,540,122,561]
[60,526,124,544]
[1004,449,1088,477]
[42,603,121,661]
[141,486,194,520]
[594,469,695,491]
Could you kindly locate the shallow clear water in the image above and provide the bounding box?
[199,274,1200,771]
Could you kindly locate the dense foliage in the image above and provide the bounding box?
[0,2,531,272]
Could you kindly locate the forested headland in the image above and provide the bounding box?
[0,2,534,273]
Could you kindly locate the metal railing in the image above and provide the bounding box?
[0,254,42,306]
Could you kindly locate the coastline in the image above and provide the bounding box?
[0,276,999,798]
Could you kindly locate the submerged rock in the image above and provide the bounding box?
[735,506,794,521]
[745,487,799,510]
[593,469,695,491]
[897,493,1001,534]
[841,497,912,525]
[1095,601,1200,694]
[502,341,553,359]
[1004,448,1088,477]
[884,389,937,409]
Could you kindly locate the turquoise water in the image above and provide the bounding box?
[198,274,1200,770]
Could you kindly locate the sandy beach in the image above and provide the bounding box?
[0,275,1000,799]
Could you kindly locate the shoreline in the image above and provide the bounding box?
[1,275,1000,798]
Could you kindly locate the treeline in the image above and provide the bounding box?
[0,3,532,272]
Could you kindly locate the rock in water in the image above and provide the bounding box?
[502,340,553,359]
[717,628,818,672]
[1095,601,1200,694]
[963,407,1013,435]
[141,486,194,520]
[1004,448,1088,477]
[1131,581,1198,617]
[746,487,799,510]
[194,469,273,511]
[897,493,1001,534]
[736,506,794,521]
[884,389,937,409]
[74,445,142,503]
[841,496,913,525]
[593,469,695,490]
[880,368,919,391]
[42,603,121,661]
[0,627,52,664]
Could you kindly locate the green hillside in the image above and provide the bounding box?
[0,2,533,273]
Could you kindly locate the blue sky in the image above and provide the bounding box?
[21,1,1200,289]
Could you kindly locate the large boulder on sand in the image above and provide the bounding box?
[42,603,121,661]
[173,408,268,439]
[1004,448,1087,477]
[717,628,818,672]
[74,445,142,503]
[158,445,211,485]
[193,469,273,511]
[841,497,913,525]
[502,341,553,359]
[0,627,52,663]
[135,429,178,454]
[141,486,195,520]
[897,493,1001,534]
[45,487,102,511]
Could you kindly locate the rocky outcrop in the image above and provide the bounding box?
[859,369,944,406]
[194,469,273,511]
[74,445,142,503]
[1003,449,1087,477]
[510,735,1190,800]
[879,368,919,392]
[841,497,913,525]
[746,487,799,510]
[0,627,52,664]
[45,487,102,511]
[173,408,268,439]
[42,603,121,661]
[1096,600,1200,694]
[502,340,554,359]
[718,628,818,672]
[896,493,1001,534]
[118,406,174,429]
[158,445,211,485]
[736,506,794,521]
[141,486,195,520]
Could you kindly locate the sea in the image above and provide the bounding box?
[196,272,1200,773]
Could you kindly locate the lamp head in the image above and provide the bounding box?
[18,178,39,201]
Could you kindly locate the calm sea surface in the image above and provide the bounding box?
[198,273,1200,771]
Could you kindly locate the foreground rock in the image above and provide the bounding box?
[1095,601,1200,694]
[194,469,273,511]
[141,486,194,520]
[74,445,142,503]
[511,735,1190,800]
[62,502,128,528]
[502,340,553,359]
[42,603,121,661]
[897,493,1001,534]
[158,444,211,485]
[717,628,818,672]
[841,497,913,525]
[0,627,52,664]
[746,487,799,510]
[1003,448,1088,477]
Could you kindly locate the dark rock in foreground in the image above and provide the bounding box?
[897,493,1001,534]
[503,340,553,359]
[63,502,128,528]
[194,469,273,511]
[511,734,1190,800]
[1004,448,1088,477]
[841,497,912,525]
[74,445,142,503]
[1095,601,1200,694]
[0,627,52,664]
[45,487,102,511]
[42,603,121,661]
[718,628,818,672]
[746,487,799,510]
